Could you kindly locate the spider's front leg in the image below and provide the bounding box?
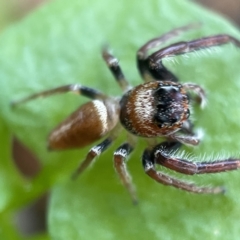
[154,141,240,175]
[142,144,225,194]
[147,34,240,80]
[137,23,201,82]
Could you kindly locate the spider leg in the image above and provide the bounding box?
[148,34,240,81]
[137,23,201,82]
[11,84,107,107]
[72,137,112,180]
[154,141,240,175]
[142,147,225,194]
[102,47,131,92]
[113,142,138,204]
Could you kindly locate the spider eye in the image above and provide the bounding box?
[154,110,180,126]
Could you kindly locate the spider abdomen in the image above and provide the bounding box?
[119,81,190,137]
[48,99,118,150]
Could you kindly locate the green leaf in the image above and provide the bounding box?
[1,0,240,239]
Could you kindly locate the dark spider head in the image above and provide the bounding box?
[153,82,190,127]
[119,81,190,137]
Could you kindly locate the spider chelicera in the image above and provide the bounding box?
[12,24,240,204]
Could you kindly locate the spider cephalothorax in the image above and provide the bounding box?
[120,81,190,137]
[12,24,240,204]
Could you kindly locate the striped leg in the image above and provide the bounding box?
[102,47,131,92]
[11,84,106,107]
[113,143,137,204]
[72,138,112,180]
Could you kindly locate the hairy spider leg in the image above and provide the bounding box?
[11,84,107,107]
[142,147,225,194]
[148,34,240,81]
[137,23,201,82]
[154,141,240,175]
[102,47,131,92]
[113,142,138,204]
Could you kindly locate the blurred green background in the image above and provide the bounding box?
[0,0,240,239]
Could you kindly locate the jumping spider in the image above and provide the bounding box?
[12,24,240,204]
